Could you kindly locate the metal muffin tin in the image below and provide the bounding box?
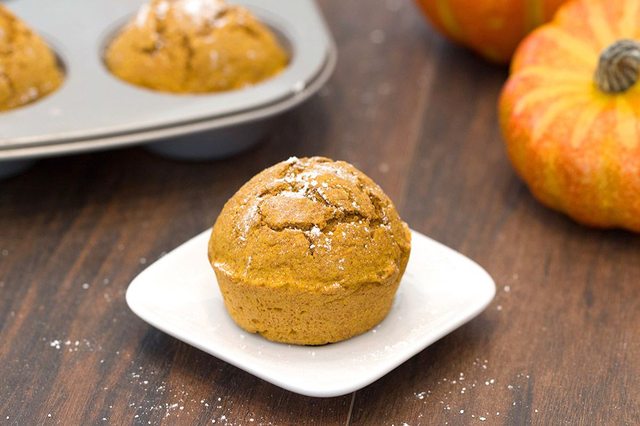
[0,0,336,177]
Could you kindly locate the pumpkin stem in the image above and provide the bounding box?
[595,39,640,94]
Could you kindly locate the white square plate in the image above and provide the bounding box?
[126,229,495,397]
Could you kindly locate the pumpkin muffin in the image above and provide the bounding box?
[208,157,411,345]
[105,0,288,93]
[0,5,63,112]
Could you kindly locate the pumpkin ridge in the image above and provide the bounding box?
[541,149,564,212]
[615,97,638,148]
[584,0,616,48]
[531,96,585,142]
[513,84,584,115]
[541,28,598,66]
[595,142,619,222]
[628,93,640,135]
[517,66,591,83]
[619,0,639,37]
[519,139,564,212]
[570,104,602,148]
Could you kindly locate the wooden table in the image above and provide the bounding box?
[1,1,639,424]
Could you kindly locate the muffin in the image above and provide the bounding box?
[208,157,411,345]
[0,5,63,112]
[105,0,288,93]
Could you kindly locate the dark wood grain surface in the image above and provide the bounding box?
[1,0,639,425]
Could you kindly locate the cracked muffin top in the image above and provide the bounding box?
[104,0,288,93]
[209,157,412,293]
[0,5,63,112]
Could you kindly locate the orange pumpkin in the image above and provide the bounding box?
[414,0,567,63]
[499,0,640,232]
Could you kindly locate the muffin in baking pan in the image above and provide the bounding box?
[105,0,288,93]
[0,4,63,112]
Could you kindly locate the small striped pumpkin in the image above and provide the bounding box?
[414,0,566,63]
[500,0,640,232]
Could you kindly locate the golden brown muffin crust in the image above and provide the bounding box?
[210,157,411,293]
[0,5,63,112]
[105,0,288,93]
